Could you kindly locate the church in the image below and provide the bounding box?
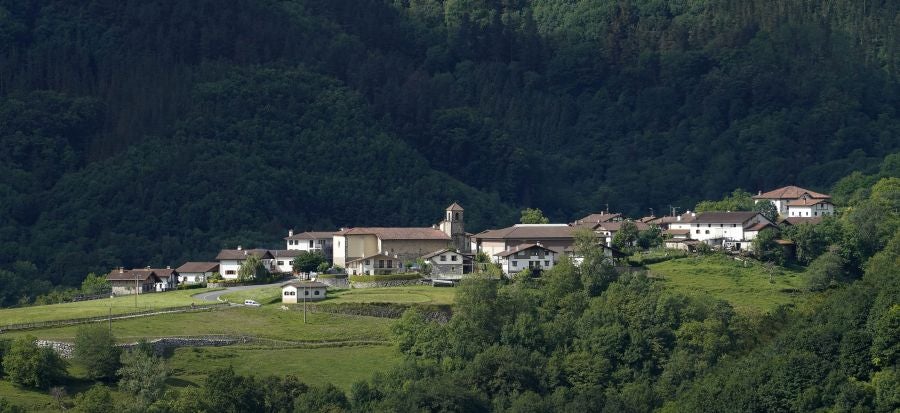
[332,203,471,268]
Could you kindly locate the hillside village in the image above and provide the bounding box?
[106,185,835,296]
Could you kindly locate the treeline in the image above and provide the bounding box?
[1,0,899,296]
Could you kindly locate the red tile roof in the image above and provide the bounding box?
[475,224,577,240]
[335,227,450,240]
[693,211,762,224]
[753,186,830,200]
[285,231,335,240]
[786,198,832,207]
[106,269,163,282]
[216,249,274,260]
[446,202,464,211]
[175,262,219,273]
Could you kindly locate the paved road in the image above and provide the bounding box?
[192,281,286,302]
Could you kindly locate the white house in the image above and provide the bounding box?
[689,212,775,251]
[281,281,328,303]
[345,253,402,276]
[270,250,305,274]
[175,262,218,284]
[593,221,651,247]
[786,197,834,218]
[285,230,334,259]
[421,249,470,277]
[753,185,832,217]
[215,247,275,280]
[494,243,558,276]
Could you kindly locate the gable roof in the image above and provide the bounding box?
[346,253,399,264]
[780,217,824,226]
[216,249,274,260]
[648,212,697,225]
[693,211,762,224]
[572,213,622,224]
[494,243,557,258]
[753,186,831,200]
[446,202,464,211]
[285,231,335,240]
[106,269,163,282]
[335,227,450,240]
[282,281,328,289]
[595,221,651,232]
[475,224,576,240]
[421,249,463,259]
[744,222,777,231]
[176,262,219,273]
[270,250,306,259]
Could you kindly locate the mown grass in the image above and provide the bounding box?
[648,254,805,314]
[167,345,401,391]
[0,288,223,325]
[221,285,457,307]
[0,307,394,344]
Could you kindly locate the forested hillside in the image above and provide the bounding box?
[1,0,898,293]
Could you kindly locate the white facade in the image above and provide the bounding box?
[346,254,401,276]
[179,271,209,284]
[787,201,834,218]
[219,260,242,280]
[689,212,774,251]
[495,246,558,275]
[281,284,327,303]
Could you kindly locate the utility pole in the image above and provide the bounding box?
[134,274,138,308]
[108,306,112,335]
[303,285,307,324]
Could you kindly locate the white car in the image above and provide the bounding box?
[243,299,261,307]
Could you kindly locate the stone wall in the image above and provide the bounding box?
[350,279,428,289]
[317,277,349,289]
[36,336,253,359]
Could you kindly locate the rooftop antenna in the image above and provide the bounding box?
[669,205,680,216]
[605,203,609,214]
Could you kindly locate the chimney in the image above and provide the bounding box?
[758,190,762,196]
[166,266,171,270]
[146,266,151,270]
[119,267,124,274]
[288,229,294,237]
[237,245,242,250]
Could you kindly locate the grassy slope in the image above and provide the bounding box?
[221,285,457,306]
[0,307,393,343]
[647,255,805,314]
[0,288,222,325]
[168,345,401,391]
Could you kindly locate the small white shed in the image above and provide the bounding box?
[281,281,328,304]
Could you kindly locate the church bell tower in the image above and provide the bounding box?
[441,202,468,252]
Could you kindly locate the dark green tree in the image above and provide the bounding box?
[292,251,326,274]
[73,325,121,381]
[753,200,778,222]
[1,336,67,389]
[117,348,167,405]
[73,386,114,413]
[520,208,550,224]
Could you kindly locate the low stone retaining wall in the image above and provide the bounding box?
[350,279,429,289]
[317,277,349,289]
[37,335,253,359]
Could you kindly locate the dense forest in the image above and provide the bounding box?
[1,0,899,293]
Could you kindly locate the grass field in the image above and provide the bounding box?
[1,307,393,343]
[167,345,401,391]
[648,255,805,313]
[0,288,223,325]
[0,343,400,411]
[221,285,457,307]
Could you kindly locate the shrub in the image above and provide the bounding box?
[2,336,67,389]
[73,325,121,381]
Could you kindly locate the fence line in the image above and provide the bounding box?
[0,303,229,333]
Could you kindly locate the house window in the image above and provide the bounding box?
[226,270,236,275]
[814,212,818,216]
[512,260,518,266]
[378,260,385,268]
[309,240,314,248]
[695,230,700,234]
[705,230,710,234]
[284,291,290,296]
[364,260,370,265]
[544,260,549,266]
[732,224,736,227]
[314,290,320,296]
[440,255,446,262]
[387,260,393,269]
[277,261,284,265]
[451,266,456,272]
[451,255,457,261]
[305,290,309,295]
